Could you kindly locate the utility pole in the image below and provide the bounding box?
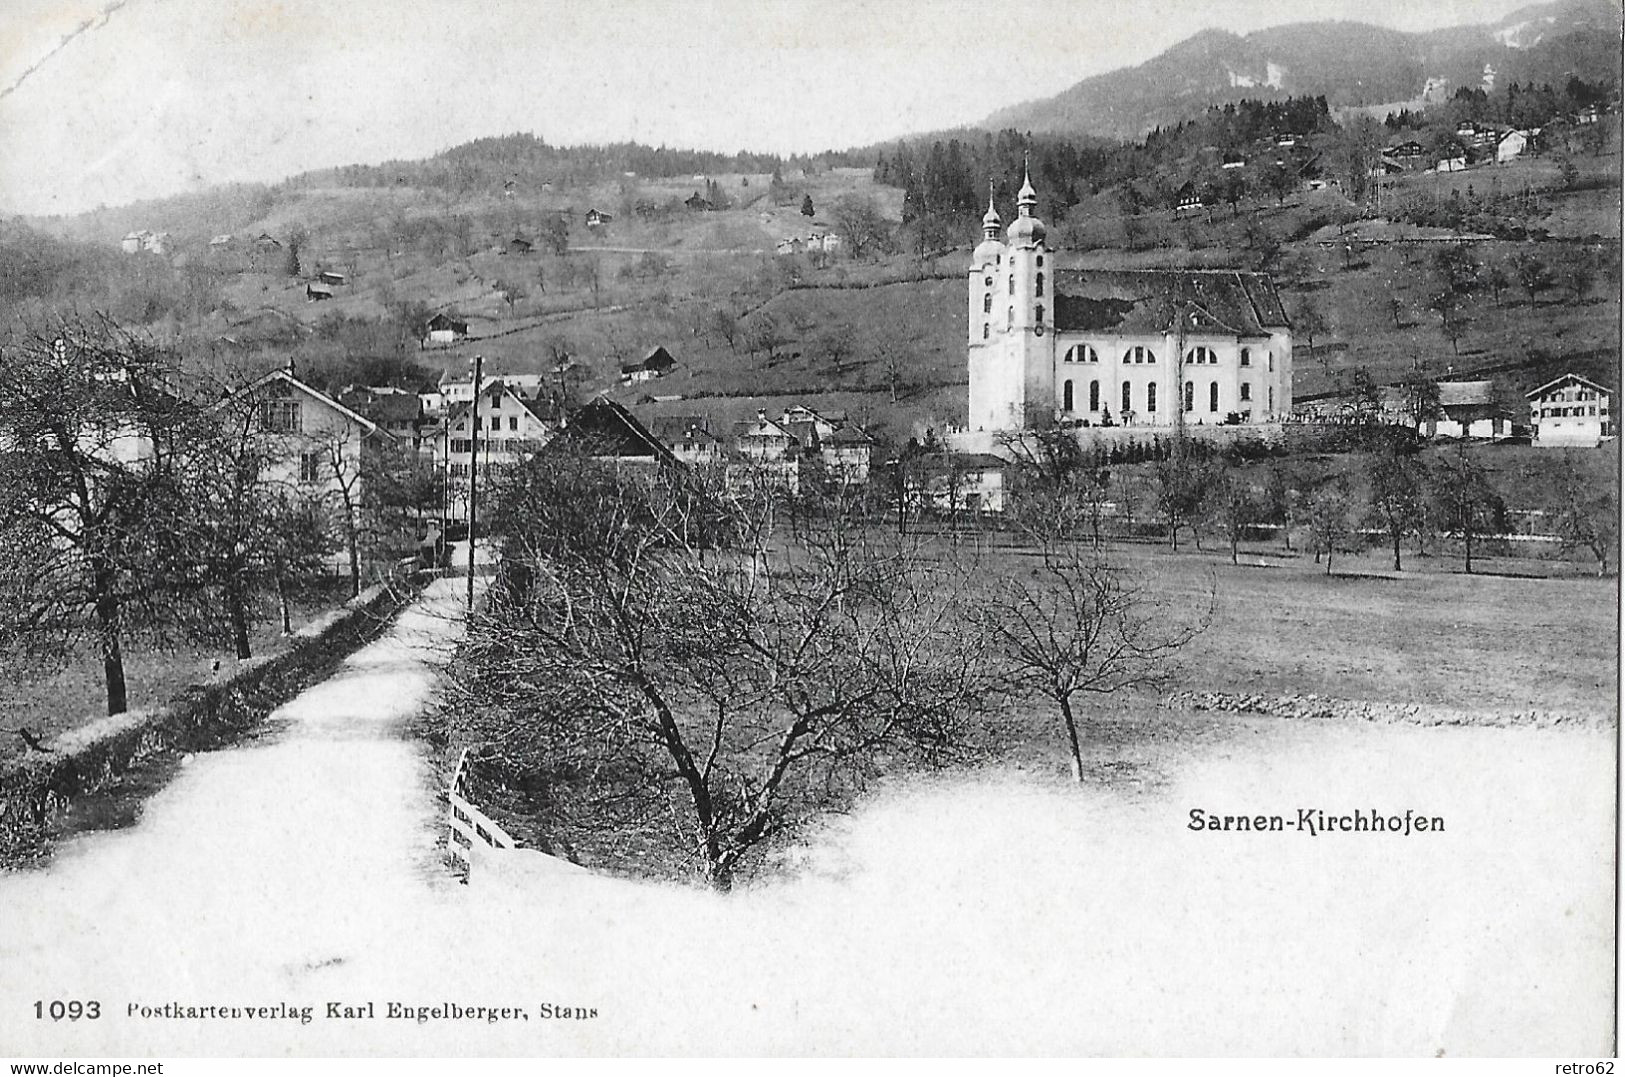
[439,406,450,568]
[466,353,483,609]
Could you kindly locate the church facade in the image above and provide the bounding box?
[967,171,1293,433]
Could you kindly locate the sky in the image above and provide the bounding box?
[0,0,1530,217]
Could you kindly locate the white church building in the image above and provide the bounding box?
[967,169,1293,433]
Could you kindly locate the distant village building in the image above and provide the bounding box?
[1526,373,1613,447]
[305,283,334,302]
[1425,380,1513,439]
[431,379,557,522]
[618,346,677,384]
[1496,130,1532,163]
[585,208,613,229]
[316,270,347,286]
[506,237,533,255]
[120,230,169,255]
[907,452,1008,515]
[423,313,469,345]
[649,416,726,467]
[340,386,426,451]
[967,166,1292,433]
[684,193,715,211]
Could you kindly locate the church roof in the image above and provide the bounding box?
[1052,270,1290,337]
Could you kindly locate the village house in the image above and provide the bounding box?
[907,452,1008,515]
[967,166,1292,433]
[120,230,169,255]
[430,379,556,522]
[305,282,334,302]
[340,386,426,452]
[585,208,613,229]
[650,416,727,467]
[1526,373,1613,448]
[316,270,347,286]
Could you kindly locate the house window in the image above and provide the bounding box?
[1187,346,1217,365]
[1240,383,1252,402]
[508,416,518,431]
[983,294,992,314]
[261,400,301,433]
[1035,304,1045,325]
[1240,348,1251,367]
[985,276,993,286]
[1036,255,1044,268]
[1210,382,1220,412]
[451,438,471,453]
[298,452,322,484]
[1121,381,1132,415]
[1184,381,1194,411]
[1063,380,1074,411]
[1147,383,1157,413]
[1035,273,1044,295]
[490,392,502,408]
[1089,380,1100,411]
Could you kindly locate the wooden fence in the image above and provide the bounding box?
[446,747,519,875]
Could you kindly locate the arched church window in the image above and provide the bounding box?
[985,276,993,286]
[1121,381,1132,415]
[1036,255,1044,268]
[1187,346,1217,365]
[1147,383,1158,413]
[1035,273,1044,295]
[1267,352,1274,372]
[1210,382,1220,412]
[1240,383,1252,401]
[1008,276,1015,295]
[1034,304,1045,325]
[1063,380,1074,412]
[983,294,992,314]
[1124,346,1156,365]
[1065,345,1098,364]
[1240,348,1251,367]
[1269,386,1275,410]
[1007,306,1014,326]
[982,324,989,339]
[1184,381,1194,411]
[1089,380,1100,411]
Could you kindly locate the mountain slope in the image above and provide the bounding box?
[983,0,1622,138]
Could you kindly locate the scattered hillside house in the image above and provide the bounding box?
[1496,129,1532,163]
[969,168,1292,433]
[1425,380,1513,438]
[1526,373,1613,447]
[585,208,613,228]
[776,236,805,256]
[1434,155,1468,173]
[120,230,169,255]
[1576,104,1600,125]
[1174,181,1205,216]
[423,313,469,344]
[618,346,677,384]
[506,236,533,255]
[305,283,334,302]
[1386,140,1428,170]
[316,270,347,286]
[808,232,841,253]
[734,410,800,464]
[907,452,1008,515]
[684,192,715,211]
[252,233,282,251]
[820,423,876,486]
[209,234,234,248]
[1220,152,1247,170]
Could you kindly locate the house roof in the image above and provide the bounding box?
[1052,270,1290,337]
[1525,373,1613,399]
[560,398,681,465]
[1436,380,1496,407]
[225,368,385,438]
[341,386,421,424]
[823,424,874,446]
[426,313,468,332]
[649,415,711,441]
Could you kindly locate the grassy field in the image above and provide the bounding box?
[0,580,355,765]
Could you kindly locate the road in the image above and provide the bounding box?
[0,568,1613,1056]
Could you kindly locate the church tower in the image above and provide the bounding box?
[967,161,1054,431]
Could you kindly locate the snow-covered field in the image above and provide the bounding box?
[0,577,1613,1057]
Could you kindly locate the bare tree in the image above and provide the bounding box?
[828,195,890,260]
[1431,443,1503,574]
[988,539,1209,782]
[1306,478,1356,575]
[1546,451,1617,576]
[1202,458,1260,565]
[450,450,989,890]
[0,315,195,714]
[1365,444,1426,571]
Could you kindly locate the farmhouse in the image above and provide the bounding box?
[908,452,1008,515]
[1526,373,1613,448]
[967,167,1292,433]
[432,379,556,521]
[1426,380,1513,439]
[618,346,677,384]
[585,208,613,228]
[423,313,469,344]
[316,270,347,286]
[305,283,334,302]
[219,365,391,506]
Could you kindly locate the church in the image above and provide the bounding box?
[967,168,1293,433]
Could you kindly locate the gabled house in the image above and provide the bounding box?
[316,270,347,286]
[431,379,556,521]
[1526,373,1613,447]
[650,416,726,467]
[1424,380,1513,439]
[906,452,1007,515]
[340,386,426,451]
[423,313,469,344]
[585,208,613,228]
[619,346,677,384]
[306,283,334,302]
[820,424,875,487]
